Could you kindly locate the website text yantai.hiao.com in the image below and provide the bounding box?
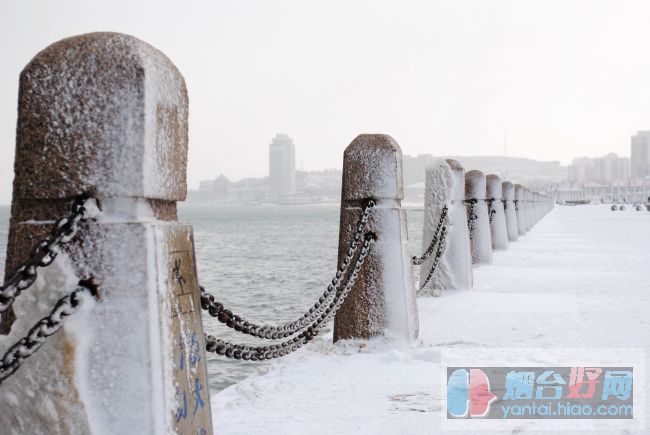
[441,348,645,432]
[501,401,633,418]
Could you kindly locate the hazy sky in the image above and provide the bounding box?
[2,0,650,204]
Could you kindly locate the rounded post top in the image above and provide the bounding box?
[514,184,525,200]
[14,32,188,201]
[445,159,464,173]
[502,181,514,200]
[465,169,486,199]
[341,134,403,202]
[486,174,503,199]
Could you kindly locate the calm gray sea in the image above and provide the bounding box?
[0,204,424,393]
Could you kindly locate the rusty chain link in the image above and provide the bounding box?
[0,278,100,384]
[200,200,376,340]
[205,234,375,360]
[0,196,98,313]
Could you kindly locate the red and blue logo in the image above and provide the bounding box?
[447,368,498,418]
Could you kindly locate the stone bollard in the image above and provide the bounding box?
[464,170,492,265]
[502,181,518,242]
[514,184,527,236]
[486,174,508,250]
[333,134,418,343]
[0,33,212,434]
[524,187,533,232]
[418,159,473,294]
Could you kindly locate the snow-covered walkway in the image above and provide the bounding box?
[210,205,650,434]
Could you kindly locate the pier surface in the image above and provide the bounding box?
[210,205,650,434]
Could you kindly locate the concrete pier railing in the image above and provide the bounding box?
[486,174,508,250]
[0,33,212,435]
[0,35,559,435]
[465,170,492,265]
[333,134,418,343]
[418,159,472,294]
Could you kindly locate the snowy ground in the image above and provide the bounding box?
[210,204,650,434]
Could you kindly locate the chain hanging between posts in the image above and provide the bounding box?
[417,226,448,294]
[0,196,98,314]
[513,199,519,213]
[0,278,100,384]
[502,199,508,212]
[486,198,497,224]
[464,199,478,240]
[412,205,448,266]
[200,200,376,340]
[205,234,375,360]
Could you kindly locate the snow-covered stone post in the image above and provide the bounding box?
[525,188,534,231]
[333,134,418,343]
[486,174,508,250]
[0,33,213,435]
[502,181,518,242]
[418,159,473,294]
[464,170,492,265]
[515,184,527,236]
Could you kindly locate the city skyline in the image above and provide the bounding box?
[4,1,650,205]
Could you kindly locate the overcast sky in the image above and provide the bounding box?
[1,0,650,204]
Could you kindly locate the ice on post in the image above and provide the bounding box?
[0,32,212,435]
[502,181,519,242]
[418,159,472,293]
[486,174,508,250]
[334,134,418,343]
[464,169,492,265]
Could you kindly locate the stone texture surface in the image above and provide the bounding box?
[12,32,188,201]
[0,33,211,435]
[334,134,417,343]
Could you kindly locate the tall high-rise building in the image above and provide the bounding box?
[631,131,650,178]
[269,133,296,197]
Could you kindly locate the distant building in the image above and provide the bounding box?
[269,133,296,197]
[194,174,231,201]
[631,131,650,178]
[568,153,629,184]
[568,157,594,183]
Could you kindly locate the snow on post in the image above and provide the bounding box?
[514,184,527,236]
[419,159,472,294]
[334,134,418,343]
[501,181,519,242]
[464,170,492,265]
[486,174,508,250]
[0,33,212,434]
[524,189,534,231]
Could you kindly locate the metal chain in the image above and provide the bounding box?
[0,197,98,314]
[502,199,508,211]
[0,278,100,384]
[205,234,375,360]
[412,205,447,265]
[417,226,448,294]
[201,200,376,340]
[486,198,497,224]
[464,199,478,239]
[513,199,519,213]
